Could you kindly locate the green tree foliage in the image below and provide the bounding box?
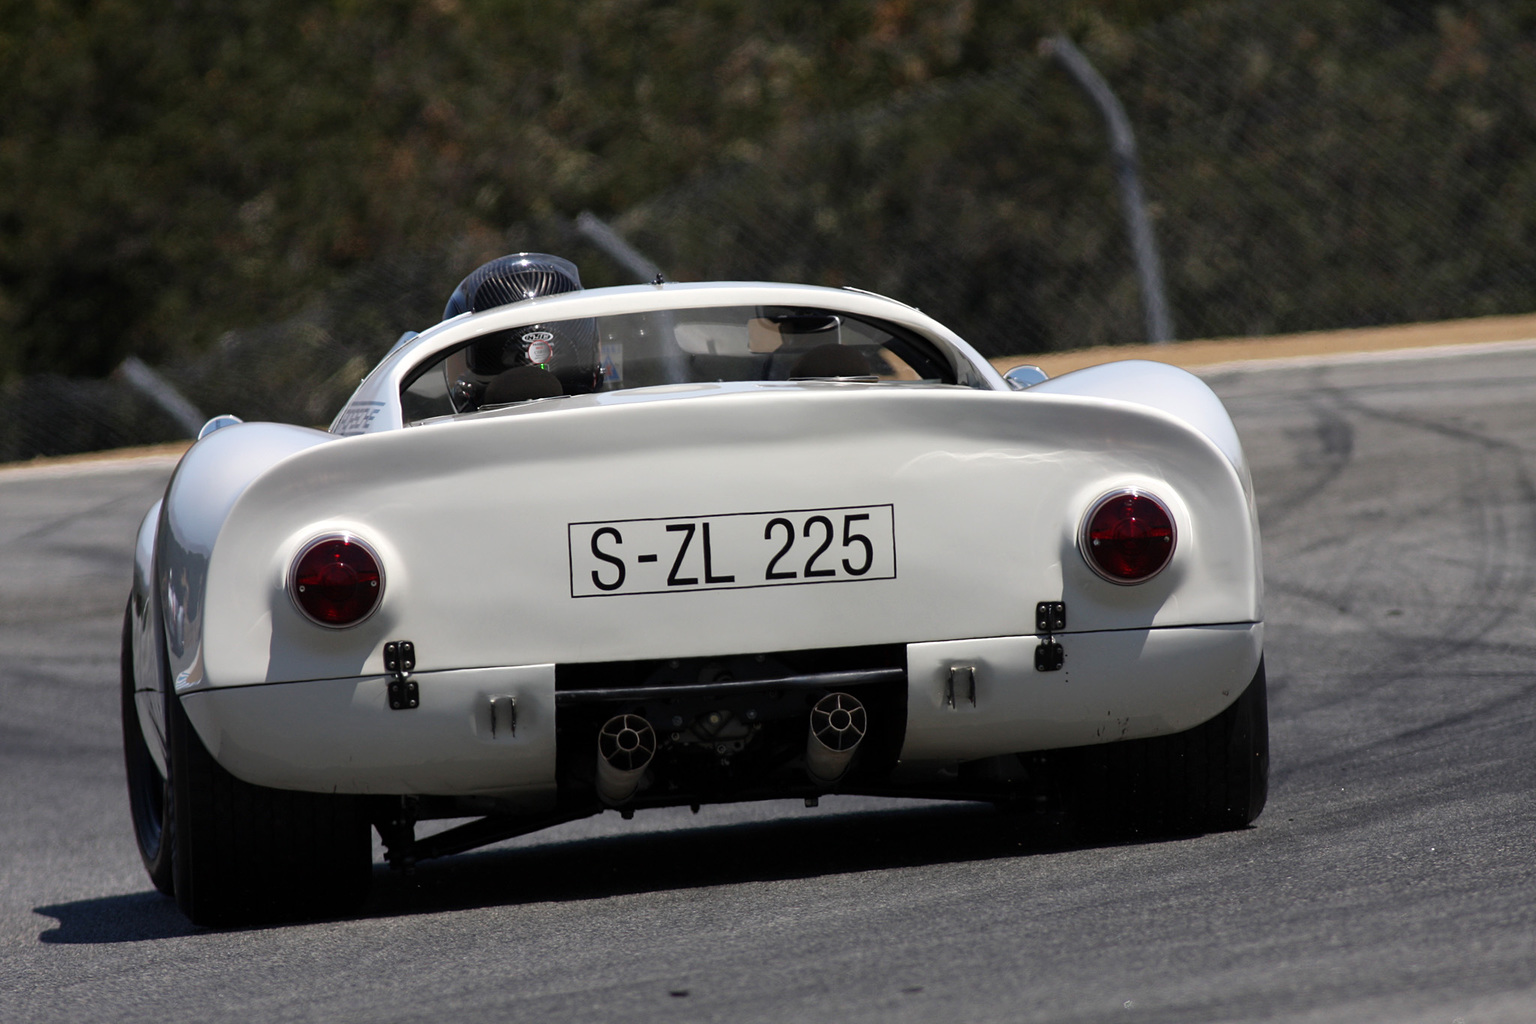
[619,0,1536,353]
[1,1,477,378]
[0,0,1206,382]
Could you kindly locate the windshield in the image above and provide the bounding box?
[400,304,957,421]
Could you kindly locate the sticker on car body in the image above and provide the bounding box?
[568,505,896,597]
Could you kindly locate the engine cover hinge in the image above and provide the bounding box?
[489,694,517,737]
[945,665,977,709]
[1035,602,1065,672]
[384,640,419,710]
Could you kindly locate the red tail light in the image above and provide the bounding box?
[1082,490,1176,584]
[290,535,383,627]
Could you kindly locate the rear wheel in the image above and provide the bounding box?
[1039,657,1269,838]
[169,683,373,927]
[120,601,174,895]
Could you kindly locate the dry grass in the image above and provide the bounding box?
[0,440,194,472]
[990,311,1536,377]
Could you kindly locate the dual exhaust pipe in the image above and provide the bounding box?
[804,691,868,785]
[595,692,868,806]
[595,714,657,807]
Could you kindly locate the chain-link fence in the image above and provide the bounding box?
[8,0,1535,461]
[618,0,1536,353]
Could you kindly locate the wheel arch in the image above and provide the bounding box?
[129,499,168,776]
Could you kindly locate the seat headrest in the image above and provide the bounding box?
[482,365,564,405]
[789,344,870,378]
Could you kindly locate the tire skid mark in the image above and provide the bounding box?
[1271,443,1535,710]
[1342,400,1531,453]
[1244,375,1357,534]
[1336,390,1536,650]
[0,484,161,549]
[1269,675,1536,786]
[1391,677,1536,743]
[1257,374,1536,742]
[1264,578,1352,615]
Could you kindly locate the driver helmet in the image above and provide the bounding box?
[441,253,600,408]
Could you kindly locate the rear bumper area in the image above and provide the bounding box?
[184,622,1261,797]
[902,622,1263,762]
[181,665,559,799]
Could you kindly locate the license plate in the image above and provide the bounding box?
[569,504,896,597]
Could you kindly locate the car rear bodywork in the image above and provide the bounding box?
[135,367,1260,802]
[122,279,1267,924]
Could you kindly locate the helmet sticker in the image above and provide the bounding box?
[522,331,555,365]
[599,341,622,384]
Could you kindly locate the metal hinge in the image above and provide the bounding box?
[489,694,518,737]
[384,640,419,710]
[1035,602,1065,672]
[945,665,976,709]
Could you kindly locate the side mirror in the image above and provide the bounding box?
[1003,364,1049,390]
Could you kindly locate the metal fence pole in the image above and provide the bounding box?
[114,355,206,437]
[1043,35,1174,345]
[575,211,666,283]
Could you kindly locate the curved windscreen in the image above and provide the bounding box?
[400,305,958,421]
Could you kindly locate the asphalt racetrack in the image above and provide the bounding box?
[3,342,1535,1023]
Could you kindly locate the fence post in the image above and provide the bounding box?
[1043,35,1174,345]
[114,356,206,437]
[575,211,666,283]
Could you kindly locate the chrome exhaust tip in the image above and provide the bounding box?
[806,692,867,784]
[596,714,656,806]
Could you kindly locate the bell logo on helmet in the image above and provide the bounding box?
[522,332,555,364]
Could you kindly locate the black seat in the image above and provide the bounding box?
[482,366,564,405]
[788,344,870,378]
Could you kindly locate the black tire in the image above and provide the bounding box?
[121,600,175,895]
[169,680,373,927]
[1049,657,1269,838]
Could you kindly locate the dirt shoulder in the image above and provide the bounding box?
[990,311,1536,377]
[0,440,194,473]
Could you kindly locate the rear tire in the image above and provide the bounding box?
[169,684,372,927]
[121,601,174,896]
[1052,657,1269,838]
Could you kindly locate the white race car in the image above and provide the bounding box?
[122,254,1267,925]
